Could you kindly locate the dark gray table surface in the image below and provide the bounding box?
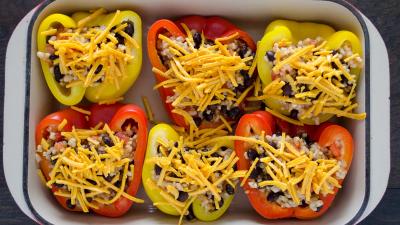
[0,0,398,224]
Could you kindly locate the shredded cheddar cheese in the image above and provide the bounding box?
[251,38,365,124]
[38,9,138,89]
[153,27,255,128]
[37,124,143,212]
[149,124,246,224]
[70,106,91,115]
[202,133,345,209]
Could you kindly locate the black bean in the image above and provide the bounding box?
[239,44,248,58]
[193,117,202,127]
[49,54,58,60]
[232,164,237,171]
[249,168,259,179]
[185,206,195,221]
[115,33,124,45]
[50,157,57,165]
[102,134,114,147]
[266,51,275,62]
[289,109,299,119]
[263,173,272,181]
[246,149,259,161]
[66,199,75,209]
[260,101,266,110]
[268,141,277,149]
[234,84,246,93]
[53,183,64,188]
[211,152,219,158]
[95,64,103,74]
[193,32,202,49]
[220,105,228,116]
[299,200,308,208]
[114,180,122,188]
[167,173,176,179]
[304,135,313,147]
[155,164,162,175]
[267,191,283,202]
[104,175,114,182]
[218,198,224,208]
[177,191,189,202]
[243,74,253,88]
[282,83,293,97]
[84,189,90,194]
[340,74,349,85]
[203,111,214,121]
[53,65,64,83]
[87,197,93,203]
[174,142,178,148]
[331,61,339,70]
[207,104,218,112]
[316,206,323,212]
[331,50,338,56]
[227,107,241,120]
[256,161,264,170]
[124,21,135,36]
[86,179,97,185]
[225,184,235,195]
[239,70,247,76]
[221,146,228,151]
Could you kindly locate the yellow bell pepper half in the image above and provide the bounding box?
[37,10,142,105]
[256,20,363,125]
[142,124,235,222]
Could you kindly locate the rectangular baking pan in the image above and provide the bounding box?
[22,0,370,224]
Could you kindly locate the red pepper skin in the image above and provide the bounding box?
[87,103,125,128]
[35,104,148,217]
[147,16,256,128]
[234,111,353,219]
[35,108,87,144]
[35,108,87,212]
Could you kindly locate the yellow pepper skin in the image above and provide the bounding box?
[37,10,142,105]
[37,14,85,105]
[256,20,362,125]
[142,124,235,221]
[142,124,181,216]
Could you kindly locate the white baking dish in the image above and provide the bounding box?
[3,0,391,224]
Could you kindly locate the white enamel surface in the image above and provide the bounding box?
[356,14,391,222]
[3,7,38,221]
[3,0,390,224]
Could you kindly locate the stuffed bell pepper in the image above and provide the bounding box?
[234,111,353,219]
[35,104,147,217]
[252,19,366,125]
[36,8,142,105]
[148,16,257,129]
[142,123,246,224]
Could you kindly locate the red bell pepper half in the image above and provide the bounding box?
[234,111,353,219]
[35,104,147,217]
[147,16,256,128]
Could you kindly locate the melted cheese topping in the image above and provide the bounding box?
[153,27,254,127]
[249,38,366,124]
[39,9,138,88]
[38,124,143,212]
[149,124,246,223]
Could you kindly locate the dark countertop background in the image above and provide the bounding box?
[0,0,398,224]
